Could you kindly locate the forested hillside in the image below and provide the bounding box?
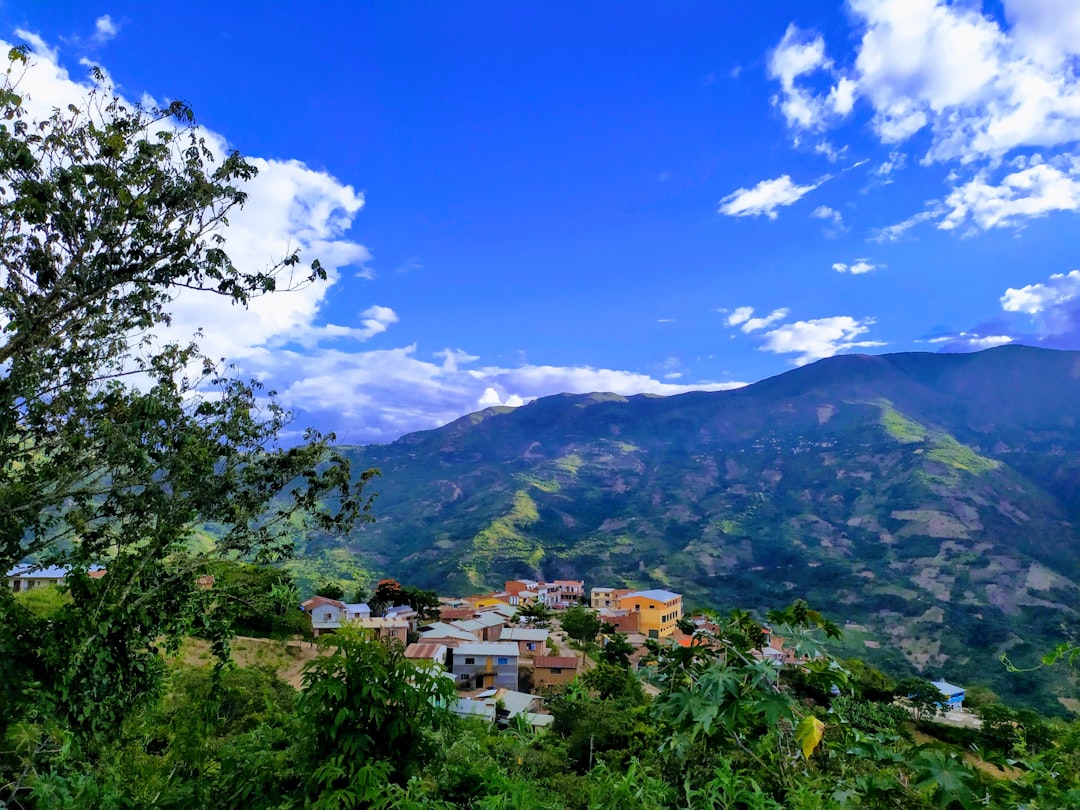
[305,345,1080,711]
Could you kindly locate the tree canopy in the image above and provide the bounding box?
[0,49,372,744]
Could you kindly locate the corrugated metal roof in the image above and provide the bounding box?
[500,628,548,641]
[455,642,519,657]
[420,623,479,641]
[623,589,681,602]
[931,680,965,696]
[404,643,447,660]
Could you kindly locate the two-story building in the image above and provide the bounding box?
[450,642,520,690]
[615,589,683,639]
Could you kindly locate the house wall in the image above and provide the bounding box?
[616,594,683,638]
[533,664,578,689]
[452,654,519,690]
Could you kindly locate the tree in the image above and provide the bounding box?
[297,626,456,795]
[399,586,441,621]
[599,632,635,669]
[561,604,601,644]
[514,600,552,627]
[0,53,372,748]
[896,678,945,725]
[314,582,346,601]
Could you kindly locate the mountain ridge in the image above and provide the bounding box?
[304,345,1080,711]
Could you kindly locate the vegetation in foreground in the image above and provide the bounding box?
[4,603,1080,809]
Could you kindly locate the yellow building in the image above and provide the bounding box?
[590,587,616,610]
[616,589,683,638]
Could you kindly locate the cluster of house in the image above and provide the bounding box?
[300,583,590,730]
[14,563,965,720]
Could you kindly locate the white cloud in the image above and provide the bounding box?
[872,208,941,242]
[939,160,1080,231]
[927,332,1014,349]
[94,15,119,43]
[1003,0,1080,67]
[765,1,1080,233]
[759,316,885,365]
[832,258,878,274]
[725,306,755,327]
[740,308,790,333]
[719,174,826,219]
[267,346,749,442]
[768,24,856,131]
[1001,270,1080,314]
[829,0,1080,165]
[478,387,526,409]
[811,205,843,225]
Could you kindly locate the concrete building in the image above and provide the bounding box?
[616,589,683,639]
[450,641,520,690]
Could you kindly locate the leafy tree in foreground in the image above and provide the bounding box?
[297,626,457,801]
[0,47,371,756]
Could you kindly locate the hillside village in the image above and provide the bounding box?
[294,574,849,730]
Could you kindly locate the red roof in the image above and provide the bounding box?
[404,643,447,660]
[302,595,346,610]
[534,656,578,669]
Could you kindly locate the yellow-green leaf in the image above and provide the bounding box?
[795,715,825,759]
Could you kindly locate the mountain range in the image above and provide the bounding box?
[309,345,1080,711]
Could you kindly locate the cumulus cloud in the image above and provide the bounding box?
[759,316,885,365]
[939,160,1080,231]
[768,24,856,130]
[832,258,878,274]
[94,15,119,43]
[719,174,826,219]
[1001,270,1080,315]
[725,306,755,327]
[926,332,1014,351]
[767,1,1080,233]
[264,346,748,443]
[932,269,1080,353]
[478,387,526,409]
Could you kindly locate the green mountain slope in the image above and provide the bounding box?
[317,345,1080,710]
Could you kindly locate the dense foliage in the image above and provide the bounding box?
[5,607,1080,808]
[0,46,371,785]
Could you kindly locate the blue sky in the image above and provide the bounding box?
[5,1,1080,442]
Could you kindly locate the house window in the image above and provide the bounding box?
[497,657,509,665]
[550,667,562,674]
[526,642,536,650]
[464,657,475,665]
[323,612,333,621]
